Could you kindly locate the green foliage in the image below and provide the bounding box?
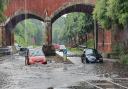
[86,39,94,48]
[15,35,25,46]
[112,43,125,55]
[112,43,128,64]
[120,54,128,64]
[93,0,128,28]
[60,12,94,45]
[68,47,83,55]
[0,0,9,22]
[118,0,128,26]
[52,17,65,43]
[14,19,44,46]
[93,0,111,29]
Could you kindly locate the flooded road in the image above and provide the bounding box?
[0,54,128,89]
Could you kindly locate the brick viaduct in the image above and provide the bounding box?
[0,0,112,55]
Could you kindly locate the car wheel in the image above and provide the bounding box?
[86,58,89,63]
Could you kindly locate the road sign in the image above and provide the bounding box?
[63,49,67,54]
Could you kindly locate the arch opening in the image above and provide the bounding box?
[52,12,94,48]
[14,19,45,47]
[52,3,94,48]
[4,13,44,46]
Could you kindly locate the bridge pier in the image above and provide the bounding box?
[0,25,7,47]
[42,18,55,56]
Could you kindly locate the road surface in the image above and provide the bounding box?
[0,54,128,89]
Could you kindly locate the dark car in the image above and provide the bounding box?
[81,48,103,63]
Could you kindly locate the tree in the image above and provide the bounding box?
[61,12,94,46]
[93,0,111,29]
[107,0,128,26]
[93,0,128,28]
[14,19,44,46]
[0,0,9,22]
[52,17,66,44]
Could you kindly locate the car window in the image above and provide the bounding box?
[85,49,98,55]
[29,50,44,56]
[85,49,93,54]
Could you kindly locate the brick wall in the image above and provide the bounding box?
[4,0,96,17]
[98,29,112,53]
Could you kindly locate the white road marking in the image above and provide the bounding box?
[107,80,128,89]
[86,81,103,89]
[113,78,128,80]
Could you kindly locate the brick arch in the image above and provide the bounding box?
[4,0,96,18]
[5,12,44,32]
[2,0,98,54]
[4,12,44,46]
[51,2,94,23]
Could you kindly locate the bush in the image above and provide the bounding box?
[120,54,128,64]
[112,43,125,55]
[86,39,94,48]
[112,43,128,64]
[68,47,83,55]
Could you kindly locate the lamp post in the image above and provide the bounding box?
[94,19,98,49]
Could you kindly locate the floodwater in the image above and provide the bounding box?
[0,54,128,89]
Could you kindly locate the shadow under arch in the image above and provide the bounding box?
[51,3,94,24]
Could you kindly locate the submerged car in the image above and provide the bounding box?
[81,48,103,63]
[25,49,47,65]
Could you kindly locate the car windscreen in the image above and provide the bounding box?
[85,49,98,55]
[85,49,93,55]
[29,50,44,56]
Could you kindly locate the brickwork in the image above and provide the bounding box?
[98,29,112,53]
[2,0,114,53]
[5,0,96,18]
